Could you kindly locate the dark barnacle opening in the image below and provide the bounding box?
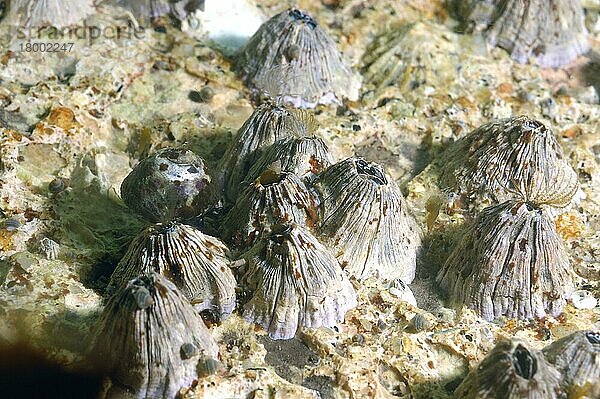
[163,147,184,161]
[269,224,293,244]
[355,158,388,185]
[586,331,600,344]
[524,202,541,212]
[288,9,317,29]
[522,118,544,131]
[513,345,537,380]
[258,164,287,187]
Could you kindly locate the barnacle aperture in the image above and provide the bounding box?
[121,147,217,223]
[108,221,236,316]
[314,157,421,283]
[437,200,574,321]
[89,273,219,399]
[241,223,357,340]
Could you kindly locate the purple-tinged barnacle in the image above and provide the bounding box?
[3,0,95,28]
[234,8,361,108]
[543,330,600,398]
[221,165,318,248]
[314,157,421,283]
[454,339,563,398]
[450,0,589,68]
[121,147,217,223]
[439,116,579,208]
[89,273,219,399]
[108,222,236,316]
[241,223,357,340]
[437,200,574,321]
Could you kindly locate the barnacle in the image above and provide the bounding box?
[437,200,574,321]
[108,222,236,316]
[121,147,217,223]
[314,157,421,283]
[543,330,600,398]
[241,223,357,340]
[439,116,579,208]
[109,0,202,26]
[89,273,219,399]
[3,0,95,28]
[450,0,589,68]
[221,166,318,248]
[234,8,361,108]
[454,339,563,398]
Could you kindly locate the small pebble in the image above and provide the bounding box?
[570,290,598,310]
[48,177,69,194]
[180,343,198,360]
[198,356,223,377]
[4,217,21,231]
[189,87,214,103]
[409,313,431,332]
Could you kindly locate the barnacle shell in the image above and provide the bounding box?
[121,147,216,223]
[437,200,574,321]
[110,0,202,25]
[221,167,318,248]
[234,8,361,108]
[108,222,236,316]
[314,157,421,283]
[90,273,219,399]
[450,0,589,68]
[454,339,563,398]
[439,116,579,208]
[241,223,357,340]
[3,0,95,28]
[543,330,600,398]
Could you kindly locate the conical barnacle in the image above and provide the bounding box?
[454,339,563,399]
[89,273,219,399]
[437,200,574,321]
[3,0,95,28]
[450,0,589,68]
[234,8,361,108]
[241,223,357,340]
[314,157,421,283]
[221,166,318,248]
[108,222,236,316]
[121,147,217,223]
[543,330,600,397]
[110,0,201,26]
[439,116,579,208]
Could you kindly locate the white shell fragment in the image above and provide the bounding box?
[570,290,598,310]
[315,157,422,283]
[454,339,563,398]
[439,116,579,208]
[234,8,361,108]
[241,223,357,340]
[90,273,219,399]
[387,278,417,307]
[108,222,236,317]
[543,330,600,398]
[450,0,590,68]
[437,201,575,321]
[3,0,96,28]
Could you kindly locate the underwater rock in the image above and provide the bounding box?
[450,0,589,68]
[121,147,217,223]
[315,157,421,283]
[234,8,361,108]
[3,0,95,28]
[439,116,579,208]
[437,200,574,321]
[89,273,219,399]
[108,222,236,316]
[241,223,357,340]
[454,339,563,398]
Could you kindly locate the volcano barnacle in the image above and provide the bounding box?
[89,273,219,399]
[240,223,357,340]
[454,339,563,398]
[314,157,421,283]
[439,116,579,208]
[543,330,600,397]
[2,0,96,28]
[437,200,574,321]
[234,8,361,108]
[108,222,236,316]
[120,147,217,223]
[449,0,589,68]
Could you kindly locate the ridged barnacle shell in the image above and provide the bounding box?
[108,221,236,316]
[439,116,579,208]
[314,157,421,283]
[450,0,589,68]
[454,339,563,398]
[437,200,574,321]
[89,273,219,399]
[3,0,95,28]
[221,165,318,248]
[543,330,600,397]
[241,223,357,340]
[121,147,217,223]
[234,8,361,108]
[110,0,201,25]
